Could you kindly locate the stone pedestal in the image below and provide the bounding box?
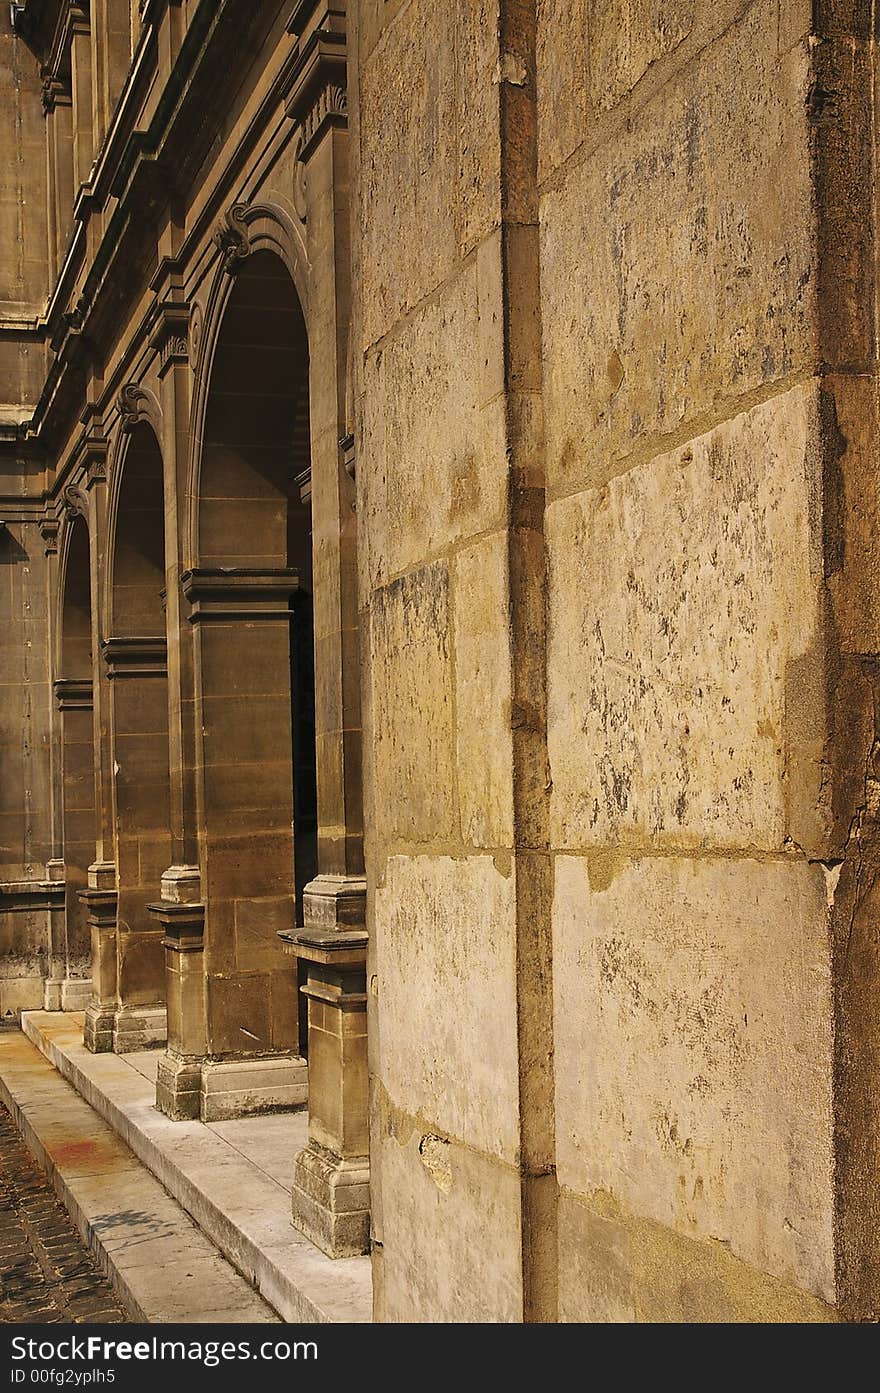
[149,898,205,1121]
[199,1055,308,1123]
[113,1004,167,1053]
[81,873,118,1053]
[281,926,370,1258]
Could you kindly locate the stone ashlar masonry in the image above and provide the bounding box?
[1,0,879,1322]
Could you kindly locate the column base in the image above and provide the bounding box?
[290,1140,370,1258]
[43,977,80,1011]
[156,1051,202,1121]
[43,979,63,1012]
[83,1002,116,1053]
[60,978,92,1011]
[113,1004,167,1053]
[200,1055,308,1122]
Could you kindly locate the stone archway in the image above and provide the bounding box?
[54,514,95,1006]
[171,248,315,1117]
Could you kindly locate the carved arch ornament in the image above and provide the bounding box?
[117,382,161,435]
[61,483,88,521]
[213,203,251,276]
[211,201,308,295]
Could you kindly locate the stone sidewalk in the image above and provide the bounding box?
[0,1101,128,1324]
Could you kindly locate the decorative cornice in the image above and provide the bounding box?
[213,203,251,276]
[79,886,118,927]
[54,677,93,711]
[283,3,347,160]
[79,431,109,488]
[101,636,167,680]
[295,465,311,505]
[298,82,347,160]
[181,567,301,624]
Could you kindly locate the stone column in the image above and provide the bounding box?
[175,567,307,1121]
[145,280,206,1116]
[103,636,170,1051]
[152,900,206,1120]
[282,1,369,1253]
[69,7,93,190]
[39,518,69,1012]
[80,879,118,1053]
[89,0,132,154]
[42,78,74,284]
[53,677,95,1014]
[281,927,369,1257]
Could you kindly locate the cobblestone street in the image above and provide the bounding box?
[0,1102,128,1324]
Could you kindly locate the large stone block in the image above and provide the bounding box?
[453,531,514,849]
[537,0,702,178]
[360,254,508,592]
[546,386,825,852]
[375,854,518,1161]
[369,564,457,845]
[358,0,501,349]
[553,853,836,1302]
[539,0,815,498]
[557,1187,836,1322]
[376,1122,523,1321]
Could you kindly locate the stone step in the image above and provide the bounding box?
[20,1011,373,1323]
[0,1028,279,1323]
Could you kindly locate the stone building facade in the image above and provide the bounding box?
[1,0,879,1323]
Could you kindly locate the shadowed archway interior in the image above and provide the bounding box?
[194,248,316,1060]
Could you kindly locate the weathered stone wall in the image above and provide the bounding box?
[355,0,540,1321]
[538,0,841,1321]
[357,0,880,1320]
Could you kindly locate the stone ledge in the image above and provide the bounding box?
[0,1029,279,1323]
[21,1011,372,1323]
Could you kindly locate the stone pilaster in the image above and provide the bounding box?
[103,635,170,1052]
[150,899,205,1120]
[81,862,118,1053]
[281,926,369,1257]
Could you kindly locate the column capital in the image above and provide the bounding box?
[147,298,189,377]
[147,899,205,952]
[283,2,348,161]
[279,924,367,970]
[39,516,60,554]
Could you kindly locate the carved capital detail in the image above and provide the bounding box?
[148,301,189,376]
[41,73,71,113]
[39,517,60,555]
[299,82,347,158]
[213,203,251,275]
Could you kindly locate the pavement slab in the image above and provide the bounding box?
[0,1029,279,1324]
[19,1013,372,1323]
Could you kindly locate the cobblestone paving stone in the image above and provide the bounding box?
[0,1104,128,1324]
